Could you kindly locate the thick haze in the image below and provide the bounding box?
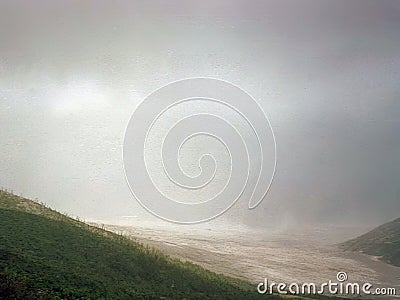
[0,0,399,229]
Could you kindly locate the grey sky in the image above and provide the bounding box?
[0,0,399,229]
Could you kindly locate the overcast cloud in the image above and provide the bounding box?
[0,0,399,229]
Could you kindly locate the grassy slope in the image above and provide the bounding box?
[0,191,282,300]
[340,217,400,267]
[0,191,347,300]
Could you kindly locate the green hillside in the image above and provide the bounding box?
[340,217,400,267]
[1,190,278,299]
[0,190,349,300]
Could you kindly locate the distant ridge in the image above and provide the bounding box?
[340,217,400,267]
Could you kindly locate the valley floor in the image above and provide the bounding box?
[98,222,400,299]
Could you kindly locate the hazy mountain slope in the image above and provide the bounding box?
[0,191,276,299]
[340,217,400,267]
